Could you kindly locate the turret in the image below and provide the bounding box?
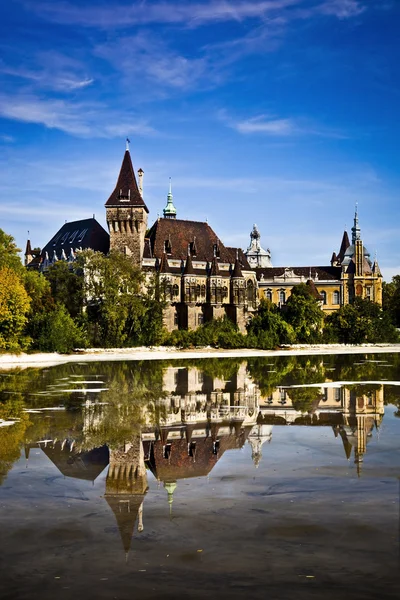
[105,140,149,266]
[163,178,177,219]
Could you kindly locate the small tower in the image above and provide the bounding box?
[24,239,33,266]
[163,178,177,219]
[105,141,149,266]
[245,224,272,268]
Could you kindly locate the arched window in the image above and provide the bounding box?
[321,291,327,305]
[279,290,286,305]
[173,284,179,297]
[266,289,272,301]
[246,280,254,303]
[333,290,340,305]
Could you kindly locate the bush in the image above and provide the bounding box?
[34,304,87,353]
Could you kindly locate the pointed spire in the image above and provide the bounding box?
[231,252,243,278]
[159,251,170,274]
[351,203,361,245]
[337,230,350,263]
[25,239,32,256]
[105,146,149,211]
[163,177,177,219]
[184,250,195,275]
[210,252,220,276]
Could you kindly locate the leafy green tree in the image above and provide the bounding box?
[81,250,146,347]
[35,304,87,353]
[383,275,400,326]
[325,297,399,344]
[282,283,324,343]
[247,298,296,349]
[45,260,84,318]
[0,229,24,274]
[0,267,31,351]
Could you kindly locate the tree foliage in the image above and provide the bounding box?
[282,283,324,343]
[0,267,31,351]
[247,298,296,349]
[325,297,399,344]
[0,229,24,274]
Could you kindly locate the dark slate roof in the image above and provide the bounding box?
[25,239,32,255]
[226,247,251,270]
[41,218,110,262]
[337,231,350,263]
[256,266,342,282]
[146,218,248,266]
[105,150,149,212]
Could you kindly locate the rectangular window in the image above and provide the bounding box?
[198,313,204,325]
[174,312,179,326]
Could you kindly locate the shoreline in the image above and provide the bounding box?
[1,343,400,370]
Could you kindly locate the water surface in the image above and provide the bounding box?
[1,354,400,600]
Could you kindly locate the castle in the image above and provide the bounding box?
[25,143,383,330]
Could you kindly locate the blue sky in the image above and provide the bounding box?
[0,0,399,278]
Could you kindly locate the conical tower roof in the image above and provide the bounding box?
[210,254,220,276]
[159,251,170,274]
[184,252,195,275]
[105,493,146,556]
[231,255,243,278]
[337,231,350,263]
[25,239,32,255]
[105,149,148,211]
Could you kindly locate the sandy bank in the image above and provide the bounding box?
[1,343,400,370]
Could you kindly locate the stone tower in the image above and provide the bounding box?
[105,143,149,266]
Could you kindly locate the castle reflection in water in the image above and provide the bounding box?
[21,362,385,557]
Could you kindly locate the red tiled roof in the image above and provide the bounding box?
[105,150,148,211]
[146,218,250,269]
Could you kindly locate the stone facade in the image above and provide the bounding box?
[255,208,383,312]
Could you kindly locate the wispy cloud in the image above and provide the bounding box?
[95,33,210,91]
[219,111,348,138]
[0,51,94,92]
[0,93,156,138]
[25,0,370,28]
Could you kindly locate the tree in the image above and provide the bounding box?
[0,267,31,351]
[247,298,296,349]
[282,283,324,343]
[45,260,84,318]
[0,229,24,274]
[35,303,87,353]
[81,250,146,347]
[382,275,400,326]
[325,297,399,344]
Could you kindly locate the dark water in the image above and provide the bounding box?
[0,353,400,600]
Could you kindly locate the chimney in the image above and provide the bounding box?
[138,168,144,198]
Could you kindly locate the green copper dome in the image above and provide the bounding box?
[163,178,177,219]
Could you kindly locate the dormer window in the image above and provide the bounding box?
[77,229,88,243]
[189,240,197,256]
[69,230,79,244]
[164,239,172,254]
[213,243,220,258]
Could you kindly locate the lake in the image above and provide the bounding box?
[0,353,399,600]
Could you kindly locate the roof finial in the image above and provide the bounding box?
[126,137,130,151]
[169,176,172,195]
